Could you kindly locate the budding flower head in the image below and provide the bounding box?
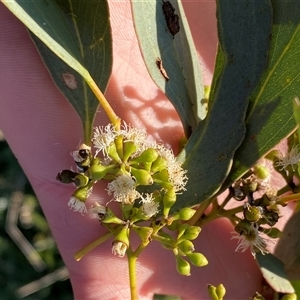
[275,145,300,171]
[231,222,269,257]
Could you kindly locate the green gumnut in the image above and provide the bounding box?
[131,148,159,163]
[101,208,125,225]
[130,167,153,185]
[74,173,89,187]
[151,156,168,173]
[187,252,208,267]
[235,219,252,236]
[179,226,201,241]
[243,205,262,223]
[215,284,226,299]
[123,141,137,162]
[132,225,153,243]
[178,207,196,221]
[177,240,195,254]
[207,285,219,300]
[163,188,176,217]
[175,255,191,276]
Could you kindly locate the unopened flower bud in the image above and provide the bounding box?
[131,167,153,185]
[215,284,226,299]
[177,240,195,254]
[243,203,263,223]
[152,169,169,182]
[107,142,122,163]
[123,141,137,162]
[187,252,208,267]
[281,293,297,300]
[253,164,270,180]
[177,223,190,239]
[207,284,218,300]
[74,173,89,187]
[178,225,201,242]
[163,188,176,217]
[151,156,168,173]
[175,255,191,276]
[56,170,77,184]
[132,148,158,163]
[89,164,116,180]
[177,207,196,221]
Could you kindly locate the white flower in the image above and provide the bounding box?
[112,241,127,258]
[119,122,147,147]
[106,173,139,204]
[140,194,159,218]
[92,124,116,156]
[156,144,188,192]
[68,196,87,214]
[88,201,106,218]
[231,223,269,257]
[275,145,300,171]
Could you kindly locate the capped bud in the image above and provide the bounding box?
[187,252,208,267]
[253,164,270,180]
[281,294,297,300]
[175,255,191,276]
[151,156,168,173]
[152,169,169,182]
[123,141,138,162]
[73,173,89,188]
[56,170,77,184]
[132,148,159,163]
[215,284,226,299]
[177,240,195,254]
[243,203,263,223]
[207,285,218,300]
[178,226,201,242]
[132,225,153,243]
[89,164,116,180]
[177,223,190,239]
[235,219,252,236]
[130,167,153,185]
[178,207,196,221]
[107,143,122,164]
[163,188,176,217]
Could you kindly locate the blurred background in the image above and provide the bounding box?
[0,132,72,299]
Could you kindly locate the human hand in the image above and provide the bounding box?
[0,1,276,299]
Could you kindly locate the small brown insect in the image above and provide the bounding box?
[62,71,78,90]
[156,57,169,81]
[162,0,180,38]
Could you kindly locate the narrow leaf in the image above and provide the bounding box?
[131,0,205,136]
[256,253,295,294]
[174,1,272,209]
[222,0,300,187]
[2,0,113,142]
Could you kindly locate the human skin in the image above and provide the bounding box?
[0,1,282,299]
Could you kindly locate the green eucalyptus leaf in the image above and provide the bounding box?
[2,0,112,142]
[256,253,295,294]
[174,1,272,209]
[222,0,300,187]
[275,210,300,281]
[131,0,205,136]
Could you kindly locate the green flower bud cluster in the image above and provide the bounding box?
[207,284,226,300]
